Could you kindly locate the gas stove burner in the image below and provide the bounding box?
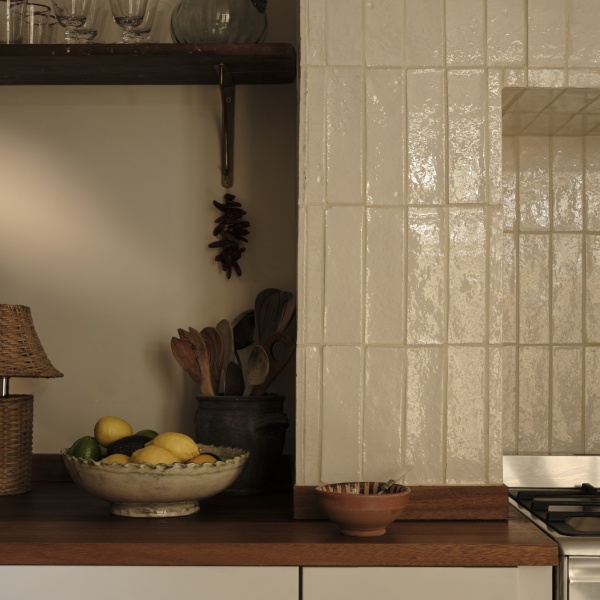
[510,483,600,536]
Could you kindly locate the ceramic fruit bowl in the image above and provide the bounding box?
[315,481,411,537]
[60,443,249,518]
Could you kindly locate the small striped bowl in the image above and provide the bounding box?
[315,481,411,537]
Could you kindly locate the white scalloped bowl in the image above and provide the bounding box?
[60,443,249,518]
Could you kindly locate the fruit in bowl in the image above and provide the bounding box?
[61,442,249,518]
[62,417,249,517]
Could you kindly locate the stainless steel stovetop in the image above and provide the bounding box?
[504,455,600,557]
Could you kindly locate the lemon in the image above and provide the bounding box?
[94,416,133,447]
[131,445,180,465]
[69,436,101,461]
[134,429,159,439]
[101,453,130,465]
[187,453,219,465]
[147,432,200,462]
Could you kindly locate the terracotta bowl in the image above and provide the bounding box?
[315,481,411,537]
[60,443,249,518]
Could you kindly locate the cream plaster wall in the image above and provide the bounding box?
[1,1,298,453]
[296,0,600,487]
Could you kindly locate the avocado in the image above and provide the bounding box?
[106,434,153,457]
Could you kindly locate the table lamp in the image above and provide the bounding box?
[0,304,63,495]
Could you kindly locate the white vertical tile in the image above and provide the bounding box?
[568,0,600,68]
[405,0,444,67]
[552,347,583,454]
[503,233,517,344]
[586,235,600,343]
[487,0,526,67]
[406,207,447,344]
[585,137,600,232]
[447,70,486,203]
[489,205,504,344]
[295,342,306,482]
[304,206,325,344]
[488,347,503,483]
[364,347,404,481]
[552,234,583,344]
[405,347,445,485]
[488,70,503,207]
[306,0,326,66]
[365,0,404,67]
[303,346,323,484]
[445,0,485,66]
[324,206,364,344]
[326,68,363,205]
[552,137,583,231]
[528,0,566,68]
[502,345,518,454]
[366,69,405,205]
[502,136,518,230]
[321,346,363,483]
[304,67,327,205]
[297,206,307,346]
[519,137,550,231]
[519,346,550,454]
[585,347,600,453]
[366,208,404,344]
[519,234,550,344]
[407,69,446,205]
[448,207,486,343]
[447,347,486,484]
[326,0,363,66]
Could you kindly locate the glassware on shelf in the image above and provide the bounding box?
[170,0,268,44]
[113,0,161,42]
[51,0,93,42]
[0,0,29,43]
[109,0,148,43]
[68,0,107,42]
[24,3,57,44]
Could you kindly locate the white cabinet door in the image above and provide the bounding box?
[303,566,552,600]
[0,566,299,600]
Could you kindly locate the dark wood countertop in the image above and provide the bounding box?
[0,482,557,568]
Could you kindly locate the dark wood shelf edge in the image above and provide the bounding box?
[0,43,297,85]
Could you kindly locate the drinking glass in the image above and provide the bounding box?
[51,0,93,42]
[115,0,161,42]
[24,2,57,43]
[109,0,147,43]
[0,0,27,43]
[68,0,106,42]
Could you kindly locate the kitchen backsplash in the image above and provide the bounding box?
[503,133,600,455]
[295,0,600,487]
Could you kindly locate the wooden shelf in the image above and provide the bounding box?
[0,43,297,86]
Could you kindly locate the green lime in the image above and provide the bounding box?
[134,429,159,439]
[69,435,101,461]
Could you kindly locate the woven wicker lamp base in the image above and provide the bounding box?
[0,394,34,495]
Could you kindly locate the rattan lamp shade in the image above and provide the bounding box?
[0,304,63,495]
[0,305,63,379]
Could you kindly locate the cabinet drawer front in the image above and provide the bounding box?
[0,566,298,600]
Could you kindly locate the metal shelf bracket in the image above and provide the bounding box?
[218,63,235,189]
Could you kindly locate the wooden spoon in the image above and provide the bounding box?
[254,288,280,346]
[199,326,223,394]
[232,309,255,350]
[244,345,269,396]
[170,337,204,391]
[224,361,245,396]
[183,329,214,396]
[251,331,296,396]
[216,319,234,392]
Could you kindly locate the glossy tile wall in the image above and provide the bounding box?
[503,134,600,455]
[296,0,600,487]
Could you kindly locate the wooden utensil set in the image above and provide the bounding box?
[170,288,296,397]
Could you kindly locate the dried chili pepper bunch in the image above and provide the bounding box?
[208,193,250,279]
